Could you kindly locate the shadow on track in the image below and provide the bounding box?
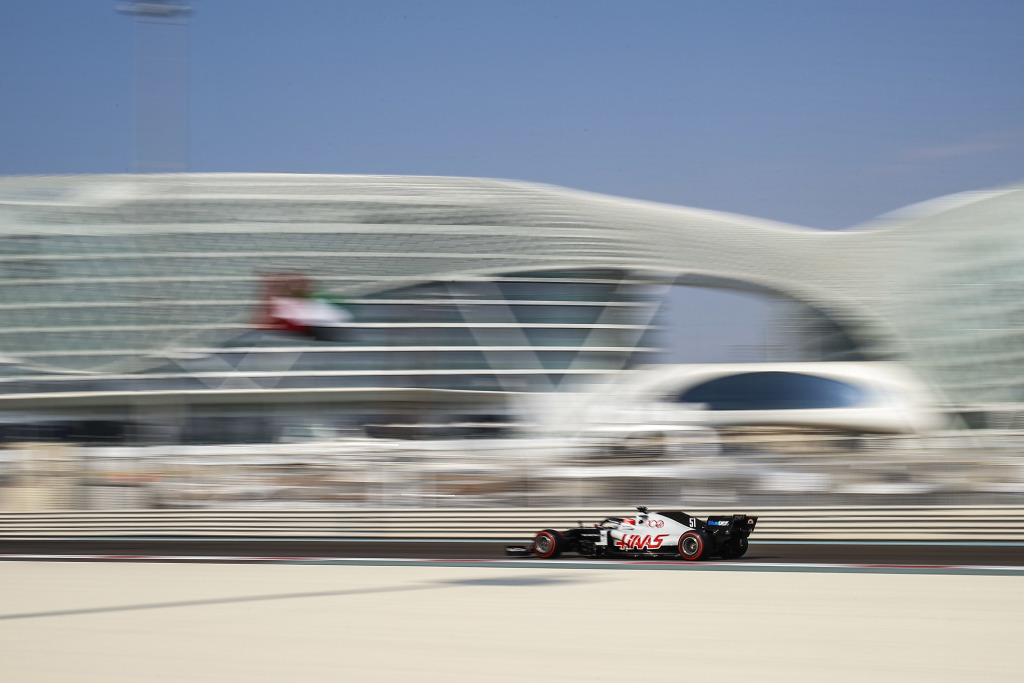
[0,583,440,622]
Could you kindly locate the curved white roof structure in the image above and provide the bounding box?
[0,173,1021,422]
[573,362,944,434]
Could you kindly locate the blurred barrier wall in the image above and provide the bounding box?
[1,431,1024,518]
[2,506,1024,542]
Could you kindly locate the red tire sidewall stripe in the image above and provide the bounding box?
[680,532,702,560]
[535,531,557,558]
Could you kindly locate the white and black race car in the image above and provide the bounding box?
[507,506,757,561]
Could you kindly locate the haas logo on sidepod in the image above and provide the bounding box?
[614,534,669,550]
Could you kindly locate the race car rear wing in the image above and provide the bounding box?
[706,514,758,536]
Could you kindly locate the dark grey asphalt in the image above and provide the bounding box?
[1,539,1022,566]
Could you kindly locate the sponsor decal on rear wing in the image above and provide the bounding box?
[706,515,758,531]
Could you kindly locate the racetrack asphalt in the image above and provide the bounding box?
[1,538,1022,566]
[4,560,1021,681]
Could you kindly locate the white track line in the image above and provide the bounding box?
[1,553,1023,573]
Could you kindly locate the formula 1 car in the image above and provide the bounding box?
[506,506,757,561]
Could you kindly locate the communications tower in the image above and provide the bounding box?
[116,1,191,173]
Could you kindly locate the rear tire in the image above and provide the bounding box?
[677,530,711,561]
[533,529,564,559]
[718,537,749,560]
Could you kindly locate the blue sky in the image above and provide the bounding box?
[3,1,1024,359]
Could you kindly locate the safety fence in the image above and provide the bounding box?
[2,505,1024,542]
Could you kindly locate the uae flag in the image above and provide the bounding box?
[255,273,353,341]
[268,295,353,341]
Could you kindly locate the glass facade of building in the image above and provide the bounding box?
[0,175,674,437]
[2,173,1023,434]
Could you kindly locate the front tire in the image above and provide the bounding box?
[533,529,564,559]
[678,530,711,561]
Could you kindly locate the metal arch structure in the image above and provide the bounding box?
[0,173,1022,416]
